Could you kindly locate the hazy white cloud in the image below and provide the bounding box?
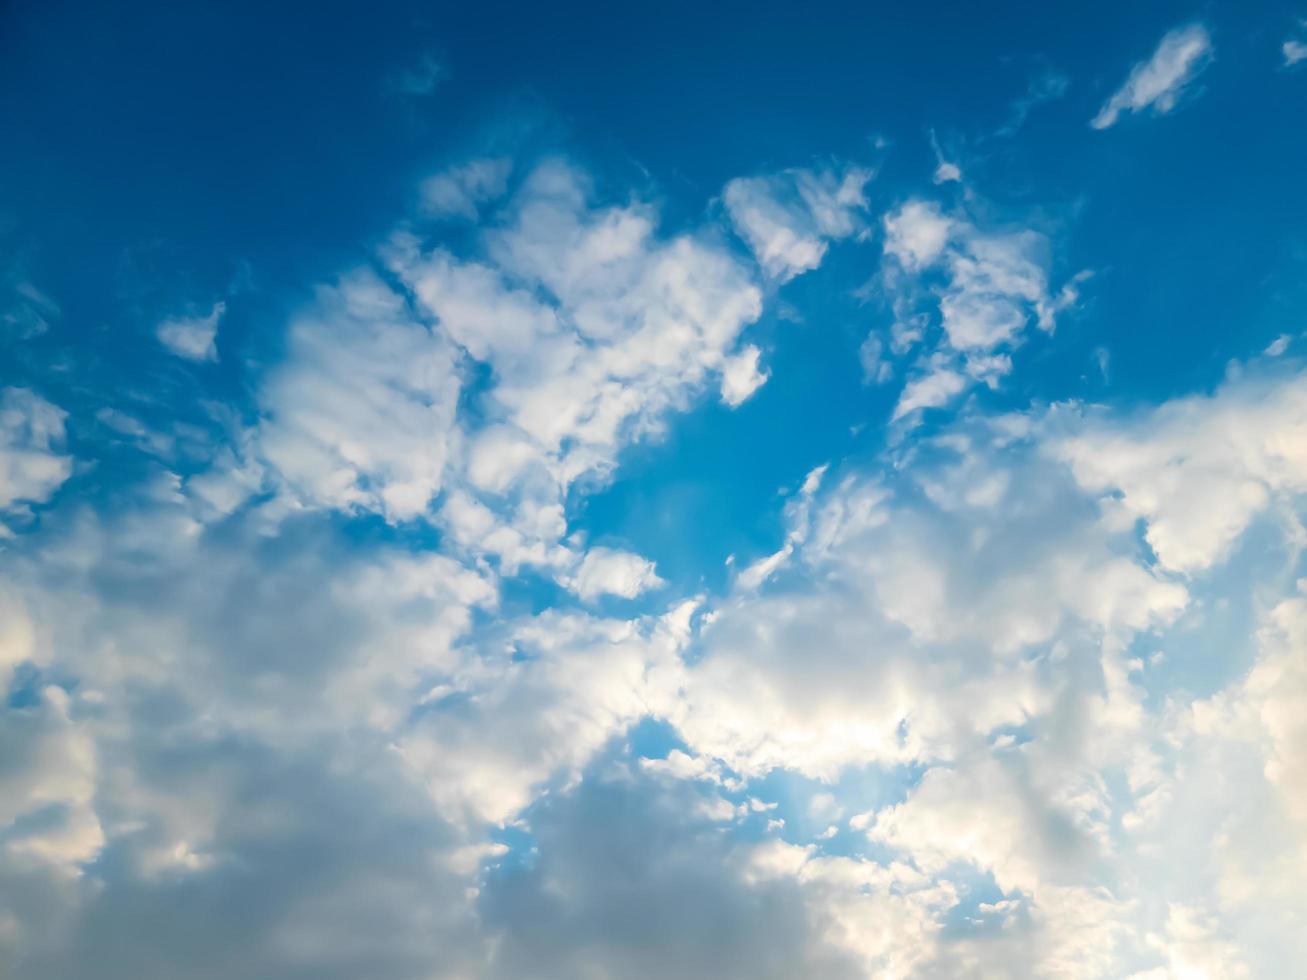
[384,159,765,576]
[880,196,1083,422]
[883,200,951,270]
[420,157,512,219]
[1049,369,1307,573]
[0,686,103,875]
[156,301,224,361]
[1091,24,1213,129]
[257,270,461,522]
[2,280,59,340]
[724,164,872,281]
[1285,39,1307,67]
[892,363,967,420]
[0,388,72,521]
[720,344,769,406]
[398,608,688,826]
[5,352,1307,976]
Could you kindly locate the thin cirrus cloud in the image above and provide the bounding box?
[1091,23,1214,129]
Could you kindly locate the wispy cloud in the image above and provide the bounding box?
[388,52,446,96]
[156,301,224,361]
[723,163,873,282]
[1091,23,1213,129]
[996,69,1069,137]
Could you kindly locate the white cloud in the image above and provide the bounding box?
[1137,906,1250,980]
[0,686,103,874]
[1284,39,1307,67]
[724,164,872,281]
[567,546,663,601]
[0,387,72,521]
[420,157,512,219]
[1048,369,1307,573]
[720,344,769,406]
[882,200,951,270]
[156,301,224,361]
[398,608,687,825]
[892,362,967,420]
[932,160,961,184]
[6,348,1307,977]
[257,270,461,522]
[1091,24,1213,129]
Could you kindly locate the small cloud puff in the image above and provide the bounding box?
[157,300,224,361]
[724,163,872,282]
[568,546,663,601]
[720,345,769,407]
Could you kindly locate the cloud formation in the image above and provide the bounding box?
[3,22,1305,973]
[1091,24,1213,129]
[156,302,224,361]
[724,164,872,282]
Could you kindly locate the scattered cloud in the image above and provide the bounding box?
[720,344,769,406]
[1091,23,1213,129]
[3,23,1304,974]
[156,301,224,361]
[724,164,872,282]
[996,69,1070,137]
[878,196,1086,422]
[420,157,513,220]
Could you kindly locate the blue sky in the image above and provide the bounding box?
[3,2,1307,977]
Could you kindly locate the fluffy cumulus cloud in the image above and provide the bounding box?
[649,368,1306,974]
[4,52,1307,978]
[1091,23,1214,129]
[876,197,1085,422]
[197,157,766,589]
[1048,368,1307,573]
[255,271,462,521]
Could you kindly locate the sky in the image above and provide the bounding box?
[2,1,1307,976]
